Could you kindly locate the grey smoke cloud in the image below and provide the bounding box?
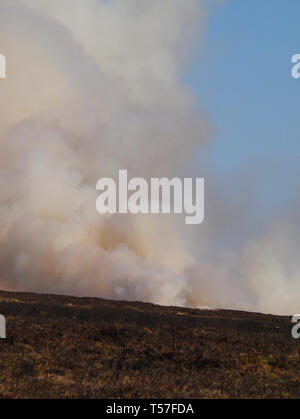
[0,0,298,314]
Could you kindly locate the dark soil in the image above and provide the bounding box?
[0,290,299,398]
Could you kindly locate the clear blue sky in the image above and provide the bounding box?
[185,0,300,218]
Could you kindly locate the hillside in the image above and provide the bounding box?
[0,290,298,398]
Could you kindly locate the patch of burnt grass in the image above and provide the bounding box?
[0,290,299,398]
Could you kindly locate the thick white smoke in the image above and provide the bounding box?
[0,0,208,306]
[0,0,298,314]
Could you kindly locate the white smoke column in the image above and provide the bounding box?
[240,210,300,315]
[0,0,298,315]
[0,0,209,305]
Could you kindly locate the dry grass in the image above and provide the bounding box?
[0,290,299,398]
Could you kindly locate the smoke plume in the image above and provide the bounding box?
[0,0,298,314]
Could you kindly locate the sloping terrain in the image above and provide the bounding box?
[0,290,298,398]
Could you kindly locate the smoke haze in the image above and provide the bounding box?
[0,0,298,314]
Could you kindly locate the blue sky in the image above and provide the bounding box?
[185,0,300,217]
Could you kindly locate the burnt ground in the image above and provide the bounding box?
[0,290,299,398]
